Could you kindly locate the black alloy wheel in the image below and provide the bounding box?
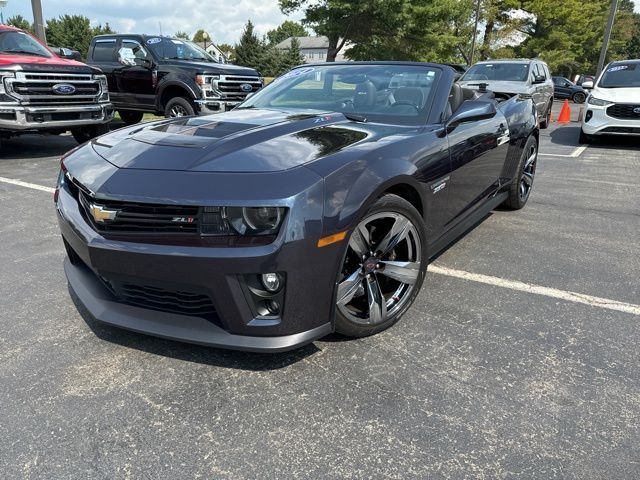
[503,135,538,210]
[335,194,427,337]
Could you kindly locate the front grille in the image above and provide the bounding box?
[601,126,640,134]
[215,75,262,101]
[6,72,102,105]
[79,191,200,235]
[606,104,640,120]
[101,276,217,317]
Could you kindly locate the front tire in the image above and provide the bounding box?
[71,123,110,144]
[164,97,195,118]
[118,110,144,125]
[502,135,538,210]
[334,194,428,338]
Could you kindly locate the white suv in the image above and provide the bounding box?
[580,59,640,143]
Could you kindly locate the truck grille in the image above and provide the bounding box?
[606,104,640,120]
[215,75,262,101]
[6,72,102,105]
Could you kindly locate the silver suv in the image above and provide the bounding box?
[458,59,555,128]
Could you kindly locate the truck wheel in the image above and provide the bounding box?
[164,97,195,118]
[118,110,144,125]
[539,101,552,129]
[502,135,538,210]
[71,124,110,144]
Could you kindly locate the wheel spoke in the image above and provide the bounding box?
[525,150,536,168]
[336,269,362,305]
[522,172,533,187]
[349,224,370,257]
[378,260,420,285]
[366,275,387,324]
[375,216,411,256]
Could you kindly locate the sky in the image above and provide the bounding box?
[2,0,639,46]
[2,0,303,45]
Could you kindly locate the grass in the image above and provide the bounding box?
[112,112,163,123]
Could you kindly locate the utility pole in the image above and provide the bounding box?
[597,0,619,76]
[469,0,482,65]
[31,0,47,43]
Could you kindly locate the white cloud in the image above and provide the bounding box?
[3,0,303,45]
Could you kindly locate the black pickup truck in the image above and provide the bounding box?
[86,34,263,124]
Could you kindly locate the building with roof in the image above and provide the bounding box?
[274,36,350,63]
[194,42,228,63]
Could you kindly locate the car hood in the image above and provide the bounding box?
[590,86,640,103]
[0,54,88,68]
[161,59,259,76]
[459,80,530,94]
[90,109,386,173]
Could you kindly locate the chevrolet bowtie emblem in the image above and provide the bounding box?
[89,204,118,223]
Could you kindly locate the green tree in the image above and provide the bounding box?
[174,31,191,40]
[45,15,94,55]
[93,22,116,36]
[266,20,308,45]
[193,29,211,43]
[234,20,268,70]
[7,14,33,33]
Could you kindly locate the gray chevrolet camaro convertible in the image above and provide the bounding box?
[55,62,539,352]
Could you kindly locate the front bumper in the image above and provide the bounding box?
[56,178,340,352]
[195,99,240,114]
[0,102,113,132]
[581,105,640,136]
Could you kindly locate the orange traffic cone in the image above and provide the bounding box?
[557,99,571,124]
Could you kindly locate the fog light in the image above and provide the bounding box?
[585,110,593,122]
[266,299,280,315]
[261,273,282,292]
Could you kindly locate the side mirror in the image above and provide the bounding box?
[532,75,546,84]
[446,100,496,130]
[117,47,137,67]
[60,47,75,59]
[581,81,594,89]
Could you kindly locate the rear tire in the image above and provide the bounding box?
[71,123,110,144]
[502,135,538,210]
[572,92,586,104]
[334,194,428,338]
[539,101,552,129]
[118,110,144,125]
[164,97,195,118]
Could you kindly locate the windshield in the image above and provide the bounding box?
[239,64,441,126]
[145,37,215,62]
[462,63,529,82]
[599,64,640,88]
[0,30,51,58]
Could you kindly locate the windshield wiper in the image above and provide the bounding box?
[342,112,367,123]
[2,49,49,57]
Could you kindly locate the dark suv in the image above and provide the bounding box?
[86,34,263,124]
[552,76,587,104]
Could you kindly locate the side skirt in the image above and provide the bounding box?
[428,191,508,261]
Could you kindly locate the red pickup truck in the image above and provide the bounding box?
[0,25,113,144]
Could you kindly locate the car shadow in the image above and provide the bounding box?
[550,125,639,150]
[70,288,321,371]
[0,133,78,160]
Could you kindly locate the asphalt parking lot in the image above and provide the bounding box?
[1,111,639,479]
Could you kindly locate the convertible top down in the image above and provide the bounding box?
[56,62,539,352]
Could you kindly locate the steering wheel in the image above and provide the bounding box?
[389,101,420,112]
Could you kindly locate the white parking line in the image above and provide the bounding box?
[0,176,55,194]
[430,265,640,316]
[539,146,587,158]
[4,175,638,317]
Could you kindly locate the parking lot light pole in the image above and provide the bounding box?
[469,0,482,65]
[31,0,47,43]
[597,0,619,76]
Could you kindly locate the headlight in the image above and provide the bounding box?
[227,207,285,235]
[93,74,109,101]
[587,96,611,107]
[200,206,286,236]
[0,71,16,98]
